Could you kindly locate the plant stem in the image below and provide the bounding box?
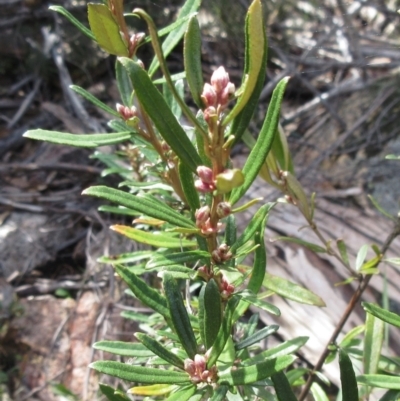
[298,217,400,401]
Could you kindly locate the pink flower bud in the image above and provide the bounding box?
[116,103,137,120]
[194,354,206,373]
[195,206,210,225]
[201,83,217,107]
[184,359,196,376]
[197,166,214,185]
[216,202,231,218]
[195,180,213,193]
[211,66,230,93]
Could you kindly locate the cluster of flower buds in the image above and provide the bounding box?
[195,166,215,193]
[184,354,218,384]
[211,243,232,264]
[219,274,235,299]
[197,264,212,281]
[128,32,145,57]
[195,206,222,235]
[201,66,235,112]
[116,104,137,121]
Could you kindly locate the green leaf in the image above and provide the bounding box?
[239,293,280,316]
[135,333,184,369]
[99,250,153,265]
[93,340,154,357]
[119,58,202,172]
[339,325,365,348]
[356,244,370,271]
[163,274,198,359]
[218,355,296,385]
[262,273,326,307]
[70,85,120,117]
[244,337,308,366]
[165,386,197,401]
[198,279,222,350]
[128,384,174,396]
[339,349,359,401]
[115,265,170,319]
[23,130,131,148]
[49,6,96,40]
[209,386,229,401]
[184,15,204,108]
[148,0,201,76]
[207,296,240,368]
[179,161,200,211]
[368,195,396,221]
[357,374,400,390]
[147,251,210,269]
[337,239,351,269]
[364,310,384,375]
[99,383,131,401]
[248,214,268,293]
[271,236,327,253]
[82,186,195,228]
[223,0,266,126]
[230,203,274,253]
[87,4,128,56]
[111,226,196,249]
[271,371,298,401]
[362,302,400,328]
[235,325,279,350]
[90,361,190,384]
[229,77,289,205]
[310,383,329,401]
[115,59,133,107]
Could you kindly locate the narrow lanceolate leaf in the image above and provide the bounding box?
[230,203,274,253]
[82,186,195,228]
[339,349,359,401]
[93,341,154,357]
[135,333,184,369]
[148,0,201,76]
[271,236,326,253]
[23,130,131,148]
[90,361,190,384]
[235,325,279,350]
[364,311,384,375]
[357,374,400,390]
[362,302,400,328]
[223,0,266,127]
[337,239,351,268]
[165,385,197,401]
[111,226,196,249]
[163,274,197,359]
[310,383,329,401]
[115,265,170,319]
[128,384,174,396]
[70,85,120,117]
[207,297,240,368]
[184,15,204,108]
[239,293,280,316]
[218,355,296,385]
[271,371,298,401]
[209,386,228,401]
[199,279,222,349]
[262,273,326,307]
[116,59,133,107]
[147,251,210,269]
[355,244,369,271]
[49,6,95,40]
[99,383,131,401]
[244,337,308,366]
[248,215,268,293]
[119,58,202,173]
[179,161,200,211]
[87,4,128,56]
[229,77,289,205]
